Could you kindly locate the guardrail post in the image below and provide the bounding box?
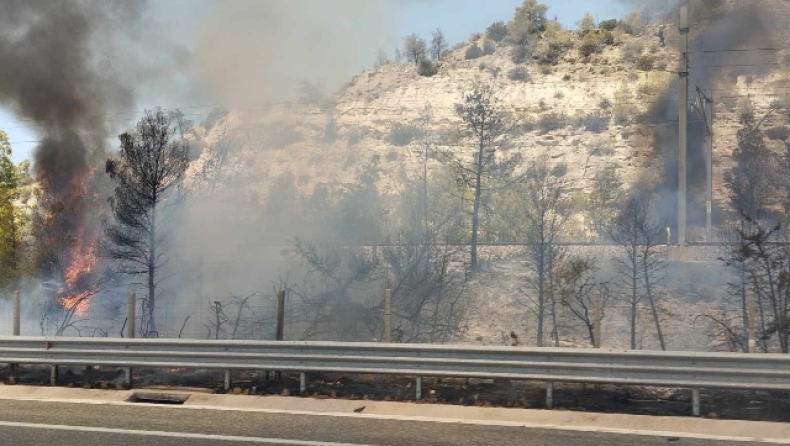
[300,372,306,394]
[10,290,20,373]
[50,364,58,386]
[274,290,285,381]
[593,290,603,348]
[224,370,232,391]
[415,376,422,400]
[692,389,701,417]
[13,290,20,336]
[546,382,554,409]
[747,290,756,353]
[384,289,392,343]
[125,292,136,388]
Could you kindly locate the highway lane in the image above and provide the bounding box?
[0,399,772,445]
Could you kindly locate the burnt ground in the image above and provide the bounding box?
[1,365,789,422]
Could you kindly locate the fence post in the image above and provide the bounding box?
[125,292,136,387]
[546,382,554,409]
[384,289,392,343]
[13,290,20,336]
[274,290,285,381]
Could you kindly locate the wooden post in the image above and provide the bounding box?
[13,290,20,336]
[125,292,136,387]
[384,289,392,343]
[593,290,603,348]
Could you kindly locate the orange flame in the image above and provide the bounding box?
[57,172,100,318]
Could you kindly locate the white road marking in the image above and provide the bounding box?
[0,420,375,446]
[0,395,787,444]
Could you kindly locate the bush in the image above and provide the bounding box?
[599,19,618,31]
[511,44,530,64]
[437,127,463,145]
[580,31,610,57]
[578,12,597,33]
[588,143,616,157]
[465,44,483,60]
[418,59,438,77]
[598,98,612,109]
[636,74,668,98]
[483,39,496,56]
[486,21,508,42]
[613,103,638,126]
[385,150,399,162]
[389,123,422,146]
[478,62,487,71]
[619,12,647,36]
[622,40,644,62]
[540,64,552,75]
[508,66,530,82]
[636,55,655,71]
[517,114,538,133]
[577,111,609,133]
[765,125,790,141]
[538,112,568,132]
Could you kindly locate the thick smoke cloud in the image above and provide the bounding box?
[193,0,401,105]
[0,0,142,192]
[640,0,779,238]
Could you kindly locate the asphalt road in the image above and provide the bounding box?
[0,399,770,446]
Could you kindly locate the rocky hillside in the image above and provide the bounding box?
[187,1,790,242]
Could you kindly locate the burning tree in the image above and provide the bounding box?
[104,109,189,336]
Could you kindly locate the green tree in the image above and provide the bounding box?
[578,12,597,33]
[0,131,22,288]
[508,1,548,63]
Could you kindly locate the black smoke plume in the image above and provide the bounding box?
[637,0,781,241]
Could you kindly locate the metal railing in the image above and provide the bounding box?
[1,336,788,415]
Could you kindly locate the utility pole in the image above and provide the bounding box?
[678,2,690,246]
[692,87,714,242]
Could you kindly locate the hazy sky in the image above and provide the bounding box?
[0,0,633,164]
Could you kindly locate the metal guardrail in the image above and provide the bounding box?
[1,337,788,414]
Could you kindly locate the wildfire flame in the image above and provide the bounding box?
[56,173,99,317]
